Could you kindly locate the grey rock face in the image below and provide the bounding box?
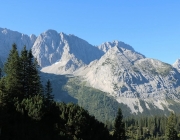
[98,40,135,53]
[74,45,180,113]
[80,46,180,99]
[173,59,180,71]
[0,28,36,63]
[32,30,104,74]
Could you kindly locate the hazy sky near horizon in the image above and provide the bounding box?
[1,1,180,64]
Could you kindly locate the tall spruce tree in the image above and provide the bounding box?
[19,46,29,97]
[2,45,43,100]
[113,108,126,140]
[166,112,178,140]
[3,43,22,99]
[44,79,54,105]
[26,50,42,96]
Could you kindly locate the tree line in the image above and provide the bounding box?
[124,112,180,140]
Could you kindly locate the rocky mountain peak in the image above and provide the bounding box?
[0,28,35,63]
[78,45,180,100]
[98,40,134,53]
[32,30,104,74]
[173,59,180,71]
[30,34,37,42]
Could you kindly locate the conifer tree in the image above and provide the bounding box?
[44,79,54,105]
[166,112,178,140]
[3,43,22,99]
[19,46,29,97]
[26,50,42,96]
[0,78,7,106]
[113,108,126,140]
[0,68,2,79]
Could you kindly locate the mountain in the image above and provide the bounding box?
[0,28,36,64]
[32,30,104,74]
[75,45,180,114]
[1,27,180,122]
[75,46,145,95]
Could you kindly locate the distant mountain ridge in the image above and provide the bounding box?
[98,40,135,53]
[1,27,180,117]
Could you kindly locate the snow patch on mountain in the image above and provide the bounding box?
[41,55,85,74]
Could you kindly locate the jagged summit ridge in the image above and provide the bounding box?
[173,59,180,71]
[32,29,104,74]
[98,40,135,53]
[0,28,36,63]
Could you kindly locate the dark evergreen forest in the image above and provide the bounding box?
[0,44,180,140]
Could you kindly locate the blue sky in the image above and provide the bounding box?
[1,1,180,64]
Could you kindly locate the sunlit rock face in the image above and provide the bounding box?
[0,28,36,63]
[32,30,104,74]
